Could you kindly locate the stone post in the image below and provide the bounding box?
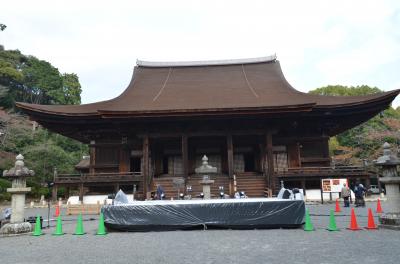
[0,154,35,235]
[375,142,400,229]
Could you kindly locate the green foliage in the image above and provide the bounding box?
[0,46,86,199]
[2,126,86,178]
[1,124,35,153]
[0,178,11,201]
[328,137,340,156]
[61,73,82,105]
[22,56,63,104]
[309,85,382,96]
[0,48,81,109]
[0,125,88,198]
[310,85,400,159]
[382,107,400,118]
[0,178,11,192]
[0,50,26,108]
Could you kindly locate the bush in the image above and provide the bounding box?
[0,178,11,201]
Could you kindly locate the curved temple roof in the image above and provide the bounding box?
[16,56,399,118]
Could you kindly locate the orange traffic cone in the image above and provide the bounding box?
[365,208,378,230]
[335,199,341,213]
[347,208,362,231]
[54,204,60,217]
[376,199,383,214]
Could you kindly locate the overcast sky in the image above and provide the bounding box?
[1,0,400,107]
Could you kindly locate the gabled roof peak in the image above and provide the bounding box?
[136,54,277,68]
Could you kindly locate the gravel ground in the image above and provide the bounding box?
[0,201,399,264]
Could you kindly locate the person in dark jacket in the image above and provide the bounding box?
[355,183,366,207]
[156,184,165,200]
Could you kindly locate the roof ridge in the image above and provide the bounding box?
[136,54,277,68]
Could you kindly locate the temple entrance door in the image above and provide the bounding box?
[130,157,142,174]
[244,152,255,172]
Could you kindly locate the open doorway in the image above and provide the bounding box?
[130,157,141,173]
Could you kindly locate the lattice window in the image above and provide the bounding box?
[164,155,183,175]
[141,157,153,175]
[300,141,324,157]
[274,153,288,172]
[95,147,119,165]
[233,154,245,173]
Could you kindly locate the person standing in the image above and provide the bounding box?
[341,183,351,207]
[355,183,366,207]
[156,184,165,200]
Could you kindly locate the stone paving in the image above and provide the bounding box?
[0,201,399,264]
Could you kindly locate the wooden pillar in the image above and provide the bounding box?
[114,183,120,193]
[52,185,58,202]
[66,187,70,199]
[188,144,195,175]
[52,167,58,201]
[322,137,330,158]
[182,134,189,179]
[266,131,274,192]
[89,140,96,174]
[301,179,306,196]
[119,142,130,173]
[320,179,324,204]
[227,134,234,179]
[288,143,300,167]
[154,143,162,176]
[227,134,234,197]
[79,183,84,202]
[365,177,371,189]
[142,135,149,199]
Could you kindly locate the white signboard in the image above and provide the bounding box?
[321,178,348,193]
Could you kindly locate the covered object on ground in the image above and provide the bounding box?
[102,198,305,231]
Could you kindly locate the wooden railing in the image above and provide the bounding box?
[55,172,143,184]
[276,166,369,177]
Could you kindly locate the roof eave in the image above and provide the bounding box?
[15,102,100,117]
[97,104,316,119]
[314,89,400,110]
[136,55,277,68]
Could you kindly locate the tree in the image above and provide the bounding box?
[0,24,6,31]
[22,56,63,104]
[309,85,381,96]
[0,46,86,199]
[0,48,82,109]
[0,50,26,108]
[309,85,400,160]
[61,73,81,105]
[0,119,88,198]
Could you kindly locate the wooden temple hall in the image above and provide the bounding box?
[17,55,399,200]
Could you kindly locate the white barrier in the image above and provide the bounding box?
[66,194,136,205]
[305,189,355,202]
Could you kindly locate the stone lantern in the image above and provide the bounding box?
[0,154,35,235]
[375,142,400,229]
[195,155,217,199]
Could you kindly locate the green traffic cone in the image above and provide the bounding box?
[52,215,64,236]
[96,212,107,236]
[304,208,314,231]
[327,209,339,231]
[32,215,43,236]
[74,213,85,235]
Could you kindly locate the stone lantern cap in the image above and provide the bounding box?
[375,142,400,166]
[2,154,35,179]
[195,155,218,174]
